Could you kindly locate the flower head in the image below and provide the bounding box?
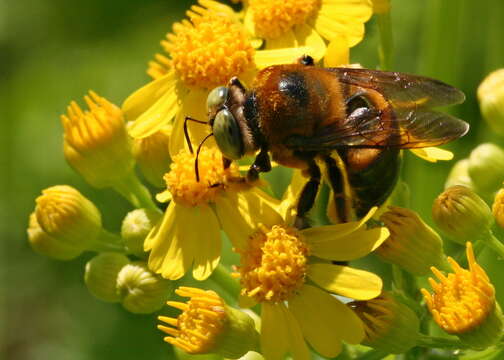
[236,208,389,359]
[422,242,504,349]
[158,287,259,358]
[61,91,133,188]
[492,188,504,229]
[84,252,130,302]
[478,68,504,136]
[145,147,282,281]
[468,143,504,195]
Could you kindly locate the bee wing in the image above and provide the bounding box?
[329,67,466,108]
[285,108,469,150]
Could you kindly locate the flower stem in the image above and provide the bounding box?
[483,231,504,259]
[377,12,394,70]
[355,349,390,360]
[210,264,241,299]
[416,334,469,350]
[113,171,160,213]
[89,229,126,253]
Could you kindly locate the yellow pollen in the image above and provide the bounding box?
[60,91,124,151]
[421,242,495,334]
[159,287,227,354]
[161,12,254,89]
[250,0,321,39]
[164,147,240,207]
[237,224,309,303]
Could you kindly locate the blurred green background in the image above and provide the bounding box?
[2,0,504,359]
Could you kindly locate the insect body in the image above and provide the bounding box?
[199,56,469,226]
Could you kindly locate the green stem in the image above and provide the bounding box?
[113,171,160,212]
[89,229,126,253]
[483,231,504,259]
[355,349,389,360]
[377,12,394,70]
[210,264,241,298]
[416,334,469,350]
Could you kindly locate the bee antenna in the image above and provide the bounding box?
[184,116,208,154]
[195,133,214,182]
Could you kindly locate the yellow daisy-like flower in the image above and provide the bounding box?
[235,208,389,359]
[144,147,282,281]
[243,0,372,54]
[124,1,319,155]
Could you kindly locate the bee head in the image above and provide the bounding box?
[206,85,245,160]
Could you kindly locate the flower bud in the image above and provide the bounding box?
[61,91,134,188]
[478,69,504,136]
[349,292,420,354]
[432,185,493,244]
[121,208,162,257]
[377,207,445,275]
[28,185,102,259]
[492,188,504,229]
[84,252,130,302]
[133,125,172,188]
[159,287,260,359]
[422,242,504,349]
[444,159,474,190]
[468,143,504,194]
[116,261,173,314]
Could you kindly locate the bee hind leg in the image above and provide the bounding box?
[294,159,321,229]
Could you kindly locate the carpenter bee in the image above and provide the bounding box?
[186,55,469,226]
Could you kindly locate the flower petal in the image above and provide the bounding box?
[280,170,305,224]
[155,189,172,203]
[144,201,175,251]
[324,35,350,67]
[410,147,454,163]
[265,30,297,49]
[289,284,364,357]
[261,303,310,360]
[254,47,319,69]
[293,24,326,62]
[307,227,389,261]
[308,263,382,300]
[216,189,282,249]
[243,8,257,37]
[191,205,222,280]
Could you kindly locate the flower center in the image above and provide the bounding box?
[422,243,495,334]
[237,224,309,303]
[159,287,226,354]
[161,13,254,88]
[250,0,320,39]
[164,147,240,207]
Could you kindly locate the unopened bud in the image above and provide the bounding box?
[478,69,504,136]
[492,189,504,229]
[468,143,504,194]
[444,159,474,190]
[121,208,161,257]
[116,261,173,314]
[432,186,493,244]
[84,252,130,302]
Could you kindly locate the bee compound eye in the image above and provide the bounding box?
[213,109,244,160]
[206,86,229,113]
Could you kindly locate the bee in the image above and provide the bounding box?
[186,55,469,226]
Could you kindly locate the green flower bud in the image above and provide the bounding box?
[492,189,504,229]
[468,143,504,194]
[478,69,504,136]
[84,252,130,302]
[444,159,474,190]
[432,185,494,244]
[116,261,173,314]
[159,287,260,359]
[133,125,172,188]
[28,185,102,259]
[349,292,420,354]
[378,207,445,275]
[121,208,161,257]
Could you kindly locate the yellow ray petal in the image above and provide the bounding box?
[265,30,297,49]
[155,189,172,203]
[307,227,389,261]
[293,23,327,62]
[279,170,306,225]
[261,303,310,360]
[254,46,321,69]
[191,205,221,280]
[215,189,282,249]
[289,284,364,357]
[243,8,257,37]
[169,88,215,158]
[308,263,382,300]
[324,35,350,67]
[410,147,454,163]
[144,201,175,251]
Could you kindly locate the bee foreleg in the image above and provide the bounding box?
[297,55,314,66]
[294,159,321,229]
[246,148,271,182]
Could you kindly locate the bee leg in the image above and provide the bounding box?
[324,155,350,223]
[246,148,271,182]
[294,159,321,229]
[297,55,314,66]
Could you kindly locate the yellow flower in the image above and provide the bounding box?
[124,2,318,154]
[243,0,372,56]
[61,91,134,188]
[144,147,282,281]
[158,287,260,358]
[236,208,389,359]
[421,242,504,349]
[409,147,454,163]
